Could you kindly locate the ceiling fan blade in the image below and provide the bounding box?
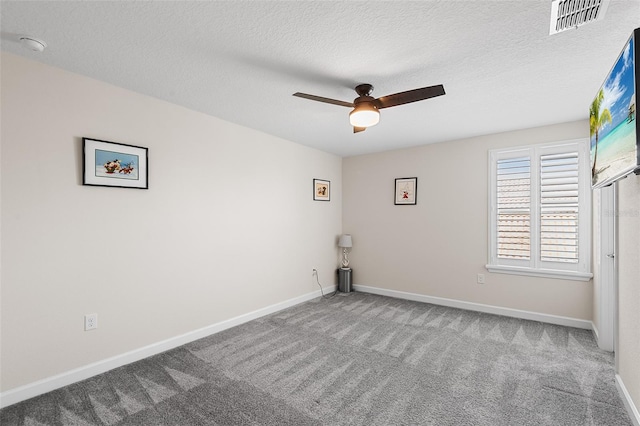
[292,92,354,108]
[375,85,445,109]
[353,126,366,133]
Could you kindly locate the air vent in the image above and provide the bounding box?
[549,0,610,35]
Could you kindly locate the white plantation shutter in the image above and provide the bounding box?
[488,140,591,281]
[497,157,531,260]
[540,152,579,263]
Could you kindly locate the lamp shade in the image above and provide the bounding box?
[349,103,379,127]
[338,234,353,248]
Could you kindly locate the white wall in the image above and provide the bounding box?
[617,173,640,417]
[343,121,593,320]
[0,53,342,392]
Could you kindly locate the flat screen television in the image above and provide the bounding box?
[590,27,639,189]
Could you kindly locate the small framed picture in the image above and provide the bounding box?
[83,138,148,189]
[313,179,330,201]
[395,177,417,205]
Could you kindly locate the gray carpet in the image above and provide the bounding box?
[1,292,632,425]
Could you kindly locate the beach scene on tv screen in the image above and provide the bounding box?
[590,35,637,187]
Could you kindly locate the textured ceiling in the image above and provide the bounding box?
[1,1,639,157]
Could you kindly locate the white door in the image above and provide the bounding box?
[595,183,616,352]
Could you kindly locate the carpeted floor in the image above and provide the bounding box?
[1,292,632,425]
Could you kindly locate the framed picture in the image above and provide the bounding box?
[395,177,417,205]
[313,179,330,201]
[83,138,148,189]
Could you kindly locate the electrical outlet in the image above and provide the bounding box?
[312,268,317,275]
[85,313,98,331]
[477,274,485,284]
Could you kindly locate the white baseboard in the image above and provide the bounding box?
[353,284,592,329]
[616,374,640,426]
[0,287,332,409]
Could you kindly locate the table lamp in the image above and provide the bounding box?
[338,234,353,269]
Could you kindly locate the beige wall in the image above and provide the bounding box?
[617,173,640,415]
[0,53,342,392]
[343,121,593,320]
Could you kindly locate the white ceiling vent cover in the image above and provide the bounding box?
[550,0,610,35]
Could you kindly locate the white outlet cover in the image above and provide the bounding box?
[84,313,98,331]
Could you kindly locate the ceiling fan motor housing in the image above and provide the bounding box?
[353,96,378,109]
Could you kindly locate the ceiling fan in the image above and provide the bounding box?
[293,83,445,133]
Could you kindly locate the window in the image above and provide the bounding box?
[487,139,592,281]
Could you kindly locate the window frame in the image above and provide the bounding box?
[487,139,592,281]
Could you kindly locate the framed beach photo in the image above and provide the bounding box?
[313,179,330,201]
[83,138,148,189]
[395,177,417,205]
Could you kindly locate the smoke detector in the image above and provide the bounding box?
[19,36,47,52]
[549,0,610,35]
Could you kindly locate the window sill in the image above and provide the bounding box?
[485,264,593,281]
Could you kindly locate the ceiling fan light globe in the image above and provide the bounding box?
[349,107,380,128]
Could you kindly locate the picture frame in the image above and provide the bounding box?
[313,179,330,201]
[83,138,149,189]
[394,177,417,205]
